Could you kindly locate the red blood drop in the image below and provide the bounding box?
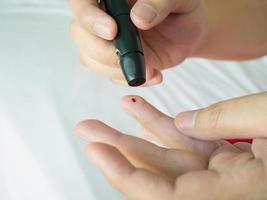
[226,139,253,144]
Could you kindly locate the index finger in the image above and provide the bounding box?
[69,0,117,40]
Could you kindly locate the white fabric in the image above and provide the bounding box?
[1,2,267,200]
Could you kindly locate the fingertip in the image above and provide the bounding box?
[120,95,168,128]
[120,95,143,103]
[130,14,153,30]
[130,2,158,30]
[79,7,117,40]
[92,18,118,40]
[146,70,163,86]
[75,119,103,138]
[120,95,146,112]
[75,119,90,137]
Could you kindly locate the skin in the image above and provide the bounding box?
[69,0,267,86]
[71,0,267,198]
[75,95,267,200]
[175,92,267,141]
[70,0,208,86]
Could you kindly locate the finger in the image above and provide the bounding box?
[208,144,244,172]
[140,127,160,141]
[76,120,207,178]
[175,92,267,140]
[69,0,117,40]
[80,50,162,86]
[251,138,267,160]
[120,95,191,149]
[70,21,118,68]
[80,51,123,80]
[234,142,251,152]
[209,142,242,159]
[86,143,174,200]
[130,0,199,30]
[71,21,163,84]
[145,67,163,85]
[120,95,223,157]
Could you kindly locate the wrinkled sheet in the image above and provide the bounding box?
[1,1,267,200]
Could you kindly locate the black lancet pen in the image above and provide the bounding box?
[103,0,146,87]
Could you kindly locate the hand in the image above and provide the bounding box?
[75,95,267,199]
[174,92,267,140]
[69,0,208,86]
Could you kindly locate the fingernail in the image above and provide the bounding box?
[92,22,111,39]
[175,110,200,136]
[132,3,157,24]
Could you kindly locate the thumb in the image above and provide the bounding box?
[174,92,267,141]
[130,0,196,30]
